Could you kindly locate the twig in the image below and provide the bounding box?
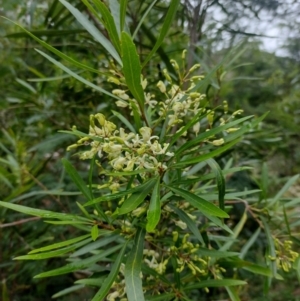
[0,217,40,228]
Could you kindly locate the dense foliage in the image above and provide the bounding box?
[1,1,300,301]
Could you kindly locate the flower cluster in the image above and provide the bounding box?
[170,233,208,276]
[269,239,299,272]
[67,113,174,174]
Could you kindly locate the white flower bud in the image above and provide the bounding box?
[157,80,166,93]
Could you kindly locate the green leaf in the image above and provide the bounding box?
[240,228,261,259]
[112,110,137,133]
[268,174,299,207]
[91,243,127,301]
[28,234,90,254]
[121,31,145,109]
[71,233,121,257]
[184,279,246,290]
[82,0,121,54]
[125,228,146,301]
[132,0,158,39]
[117,177,157,215]
[170,206,204,244]
[173,138,241,167]
[59,0,122,65]
[0,201,89,222]
[226,286,241,301]
[76,202,92,220]
[91,225,99,241]
[84,179,156,207]
[35,49,119,99]
[142,0,180,67]
[34,244,123,278]
[167,186,229,218]
[7,29,86,38]
[16,78,37,94]
[75,277,105,287]
[261,217,277,277]
[52,285,85,299]
[62,158,92,201]
[176,116,253,155]
[206,159,225,211]
[146,178,161,232]
[3,18,100,74]
[15,238,92,260]
[119,0,128,32]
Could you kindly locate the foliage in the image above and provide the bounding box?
[1,1,300,301]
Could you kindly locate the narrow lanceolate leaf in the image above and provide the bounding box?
[142,0,180,67]
[59,0,122,65]
[146,178,161,232]
[167,186,229,218]
[35,49,118,99]
[121,31,145,109]
[184,279,246,290]
[2,18,100,74]
[132,0,158,39]
[0,201,90,222]
[14,238,91,260]
[173,138,241,167]
[52,285,85,299]
[84,178,155,207]
[91,243,128,301]
[34,244,123,278]
[125,228,146,301]
[117,177,157,215]
[29,234,90,254]
[206,159,225,211]
[171,206,204,244]
[119,0,128,32]
[176,115,253,155]
[62,158,92,201]
[82,0,121,54]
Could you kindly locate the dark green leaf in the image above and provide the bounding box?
[171,206,204,244]
[3,18,100,74]
[71,233,121,257]
[52,285,85,299]
[176,116,253,155]
[146,178,161,232]
[35,49,119,99]
[34,244,123,278]
[0,201,89,222]
[121,31,145,109]
[117,177,157,215]
[173,138,241,167]
[167,186,229,218]
[142,0,180,67]
[120,0,128,32]
[62,158,92,201]
[15,238,91,260]
[125,228,146,301]
[83,0,121,54]
[29,234,90,254]
[59,0,122,65]
[184,279,246,290]
[84,179,156,207]
[206,159,225,211]
[91,243,128,301]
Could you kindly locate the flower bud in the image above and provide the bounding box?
[212,138,225,146]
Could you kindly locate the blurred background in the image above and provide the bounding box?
[1,1,300,300]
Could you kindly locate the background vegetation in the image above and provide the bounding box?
[1,1,300,300]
